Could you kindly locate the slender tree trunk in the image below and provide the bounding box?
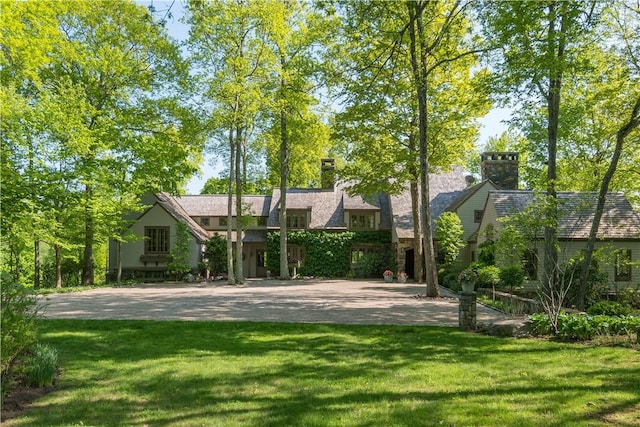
[116,240,122,283]
[408,119,423,282]
[227,121,236,285]
[34,241,40,289]
[235,123,244,283]
[279,53,291,280]
[82,184,94,286]
[408,1,439,297]
[577,97,640,309]
[542,3,566,301]
[55,244,62,289]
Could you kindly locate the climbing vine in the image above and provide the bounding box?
[266,231,392,277]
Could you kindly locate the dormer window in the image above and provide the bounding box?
[350,213,375,230]
[286,211,307,229]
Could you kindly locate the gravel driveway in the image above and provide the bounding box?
[39,278,507,326]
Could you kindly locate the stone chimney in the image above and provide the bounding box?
[480,152,519,190]
[320,158,335,190]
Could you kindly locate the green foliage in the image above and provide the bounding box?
[0,273,39,379]
[499,265,525,290]
[435,212,465,266]
[587,301,632,317]
[529,312,640,341]
[352,252,388,279]
[266,231,392,278]
[476,240,496,266]
[26,343,58,388]
[477,265,501,287]
[203,233,227,278]
[617,288,640,310]
[167,222,192,280]
[561,253,608,309]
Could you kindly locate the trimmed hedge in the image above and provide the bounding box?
[266,230,392,278]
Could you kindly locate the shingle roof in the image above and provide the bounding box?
[390,167,469,239]
[155,193,210,242]
[487,190,640,239]
[175,194,271,217]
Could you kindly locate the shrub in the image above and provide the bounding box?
[26,343,58,387]
[477,240,496,266]
[1,273,39,380]
[353,252,387,278]
[528,312,640,341]
[499,265,525,291]
[477,266,500,288]
[587,301,631,316]
[561,253,608,309]
[617,288,640,310]
[528,313,552,336]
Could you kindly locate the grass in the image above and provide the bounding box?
[5,319,639,427]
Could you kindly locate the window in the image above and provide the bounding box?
[256,216,267,227]
[523,249,538,280]
[286,212,307,229]
[145,227,169,253]
[219,217,228,226]
[350,213,375,230]
[200,217,210,226]
[474,210,484,223]
[615,249,632,281]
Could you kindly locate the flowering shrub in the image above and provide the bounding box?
[457,268,477,283]
[383,269,393,277]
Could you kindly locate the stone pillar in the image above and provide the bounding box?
[459,291,477,330]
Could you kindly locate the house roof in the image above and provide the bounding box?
[390,167,469,239]
[266,186,392,230]
[175,194,271,217]
[446,180,497,213]
[487,190,640,239]
[155,193,210,242]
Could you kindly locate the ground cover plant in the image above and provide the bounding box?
[3,320,639,426]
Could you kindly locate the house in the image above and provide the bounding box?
[476,190,640,288]
[109,153,640,287]
[109,159,393,280]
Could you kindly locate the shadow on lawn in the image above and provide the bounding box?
[8,319,639,426]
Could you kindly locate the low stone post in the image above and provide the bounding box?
[459,291,477,331]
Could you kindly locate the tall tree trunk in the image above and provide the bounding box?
[55,244,62,289]
[408,119,423,282]
[116,240,122,283]
[34,241,40,289]
[82,184,94,286]
[408,1,439,297]
[227,121,236,285]
[542,2,566,300]
[279,52,291,280]
[235,123,244,283]
[577,97,640,309]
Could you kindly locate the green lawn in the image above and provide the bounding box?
[6,320,639,426]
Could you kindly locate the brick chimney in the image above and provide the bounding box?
[480,152,519,190]
[320,158,335,190]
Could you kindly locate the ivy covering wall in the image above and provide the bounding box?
[266,231,393,278]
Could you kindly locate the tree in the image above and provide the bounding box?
[203,233,227,279]
[1,0,202,287]
[167,222,191,281]
[481,0,604,302]
[186,0,275,284]
[333,1,489,292]
[434,212,465,267]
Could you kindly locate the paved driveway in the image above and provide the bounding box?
[39,279,507,326]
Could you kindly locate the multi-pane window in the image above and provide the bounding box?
[523,249,538,280]
[200,217,210,226]
[286,213,307,229]
[350,213,375,230]
[474,210,484,223]
[615,249,632,281]
[145,227,169,253]
[256,216,268,227]
[219,217,228,226]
